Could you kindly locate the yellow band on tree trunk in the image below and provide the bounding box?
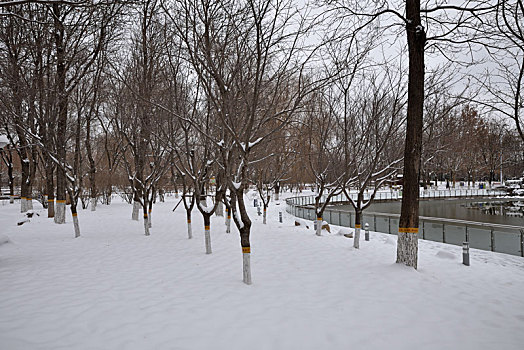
[242,247,250,253]
[355,224,361,228]
[205,225,210,230]
[56,200,66,203]
[398,227,419,233]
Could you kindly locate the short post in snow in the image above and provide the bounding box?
[254,198,258,207]
[365,223,370,241]
[463,242,470,266]
[257,204,261,216]
[279,211,282,223]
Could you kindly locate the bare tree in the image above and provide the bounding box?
[110,0,174,235]
[468,1,524,143]
[335,70,406,249]
[324,0,495,268]
[164,0,328,284]
[0,9,39,213]
[252,147,294,224]
[303,89,343,236]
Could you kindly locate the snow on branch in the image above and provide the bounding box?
[371,158,404,178]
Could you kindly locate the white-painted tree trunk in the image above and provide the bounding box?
[275,192,279,201]
[27,197,33,211]
[20,197,27,213]
[225,209,228,225]
[90,198,97,211]
[243,252,252,285]
[216,201,223,217]
[205,227,212,254]
[9,195,14,204]
[132,201,140,221]
[54,201,66,224]
[263,209,267,224]
[226,215,231,233]
[316,218,322,236]
[354,227,360,249]
[396,232,418,268]
[187,220,192,239]
[73,214,81,238]
[144,216,150,236]
[148,209,152,228]
[44,195,48,207]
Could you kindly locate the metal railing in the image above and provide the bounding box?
[287,188,506,206]
[286,191,524,257]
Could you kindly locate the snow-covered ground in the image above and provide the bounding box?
[1,194,523,350]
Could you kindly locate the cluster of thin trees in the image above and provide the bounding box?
[0,0,522,281]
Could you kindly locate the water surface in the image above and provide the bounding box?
[333,198,524,227]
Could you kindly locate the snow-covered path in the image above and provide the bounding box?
[1,195,523,350]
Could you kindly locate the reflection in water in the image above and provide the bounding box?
[464,201,524,218]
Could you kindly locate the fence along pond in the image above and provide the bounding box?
[286,190,524,257]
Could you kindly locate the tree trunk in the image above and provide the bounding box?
[263,204,267,224]
[354,208,361,249]
[104,186,112,205]
[225,205,231,233]
[226,208,231,233]
[235,189,252,285]
[316,215,322,236]
[241,226,252,285]
[86,113,97,212]
[216,200,223,217]
[71,203,80,238]
[20,154,29,213]
[396,0,425,269]
[53,4,67,225]
[55,200,66,224]
[28,145,37,211]
[132,196,140,221]
[204,214,212,254]
[143,215,150,236]
[186,210,192,239]
[143,201,150,236]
